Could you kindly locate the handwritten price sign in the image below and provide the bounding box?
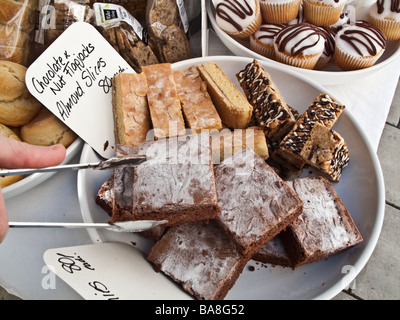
[26,22,134,158]
[43,243,192,300]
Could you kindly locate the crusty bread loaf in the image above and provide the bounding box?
[0,123,24,188]
[112,72,151,146]
[20,107,77,148]
[0,60,41,126]
[173,66,222,133]
[197,62,253,129]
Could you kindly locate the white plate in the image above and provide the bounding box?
[77,56,385,300]
[2,138,83,200]
[207,0,400,85]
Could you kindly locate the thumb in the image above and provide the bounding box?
[0,136,66,169]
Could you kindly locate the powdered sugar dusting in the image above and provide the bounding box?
[287,177,360,256]
[149,221,244,300]
[215,148,302,251]
[133,133,218,209]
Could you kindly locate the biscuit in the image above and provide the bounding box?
[0,60,42,126]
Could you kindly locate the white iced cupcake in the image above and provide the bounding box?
[334,21,387,70]
[315,27,336,70]
[260,0,302,24]
[329,6,352,31]
[287,4,305,25]
[303,0,347,26]
[250,24,286,59]
[215,0,262,38]
[274,23,326,69]
[369,0,400,40]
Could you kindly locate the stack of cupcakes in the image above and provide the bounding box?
[214,0,400,71]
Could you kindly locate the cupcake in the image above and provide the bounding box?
[215,0,262,39]
[369,0,400,40]
[334,21,387,71]
[250,24,286,59]
[314,27,336,70]
[329,6,353,31]
[260,0,302,24]
[274,23,326,69]
[287,4,306,25]
[303,0,347,26]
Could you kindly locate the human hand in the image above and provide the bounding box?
[0,136,66,243]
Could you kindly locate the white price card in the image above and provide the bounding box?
[43,242,192,300]
[26,22,134,158]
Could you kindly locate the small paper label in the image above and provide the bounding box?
[43,243,192,300]
[176,0,190,34]
[26,22,134,158]
[93,3,145,41]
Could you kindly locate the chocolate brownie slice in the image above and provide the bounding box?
[214,147,303,257]
[282,176,363,268]
[147,220,249,300]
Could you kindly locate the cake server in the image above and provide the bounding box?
[0,155,147,177]
[8,220,168,233]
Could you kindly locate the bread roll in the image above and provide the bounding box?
[20,107,77,148]
[0,60,42,126]
[0,123,24,188]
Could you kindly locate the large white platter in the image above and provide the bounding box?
[77,56,385,300]
[2,138,83,200]
[207,0,400,85]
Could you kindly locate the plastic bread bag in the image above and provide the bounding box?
[92,2,159,73]
[35,0,93,47]
[146,0,192,63]
[89,0,148,24]
[0,0,39,66]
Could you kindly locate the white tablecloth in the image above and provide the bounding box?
[1,27,399,300]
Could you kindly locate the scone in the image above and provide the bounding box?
[0,123,24,188]
[197,62,253,129]
[0,60,42,127]
[20,107,77,148]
